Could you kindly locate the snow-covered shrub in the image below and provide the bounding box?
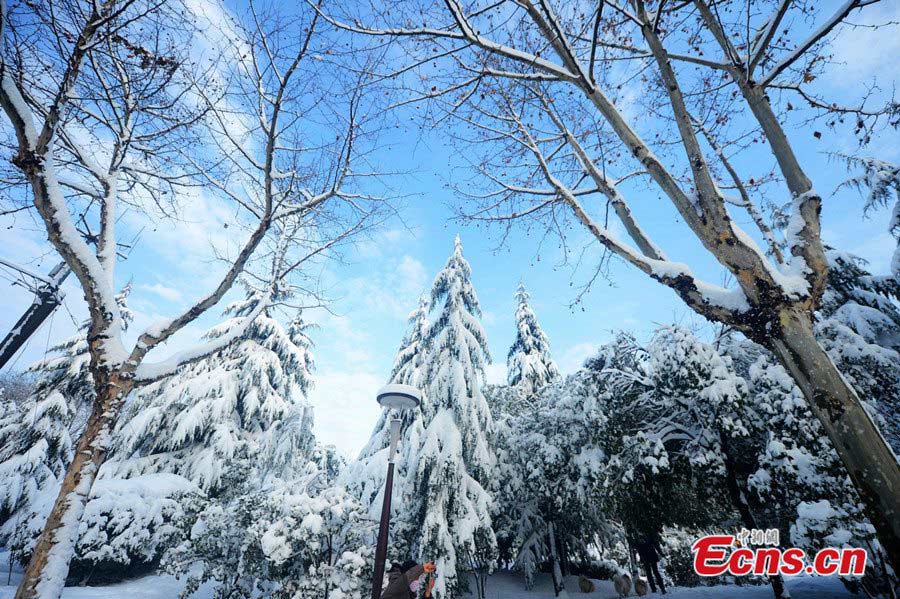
[66,474,205,583]
[258,485,373,599]
[5,473,204,582]
[165,463,372,599]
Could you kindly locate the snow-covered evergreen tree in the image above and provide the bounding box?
[390,294,430,387]
[410,235,497,598]
[110,284,316,492]
[496,371,608,591]
[836,154,899,280]
[258,312,318,484]
[62,285,322,581]
[0,283,133,550]
[342,295,428,545]
[816,250,900,450]
[607,326,751,484]
[506,282,559,397]
[746,354,894,596]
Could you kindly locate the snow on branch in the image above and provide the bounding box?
[133,286,272,383]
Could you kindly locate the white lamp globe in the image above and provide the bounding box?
[376,383,422,411]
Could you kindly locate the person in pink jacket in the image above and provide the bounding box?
[381,561,436,599]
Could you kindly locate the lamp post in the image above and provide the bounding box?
[370,383,422,599]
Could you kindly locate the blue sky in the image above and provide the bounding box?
[1,0,898,458]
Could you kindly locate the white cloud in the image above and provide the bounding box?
[307,369,385,459]
[340,253,429,321]
[396,254,427,289]
[828,3,900,83]
[485,363,507,385]
[557,342,600,373]
[140,283,183,302]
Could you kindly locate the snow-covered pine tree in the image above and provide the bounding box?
[355,294,429,468]
[746,354,894,596]
[814,157,900,450]
[410,235,497,598]
[492,278,559,560]
[604,327,791,596]
[390,294,431,387]
[0,283,133,551]
[506,282,559,398]
[341,295,429,564]
[109,283,316,493]
[67,286,319,581]
[836,154,899,280]
[816,250,900,451]
[259,312,318,484]
[496,371,609,593]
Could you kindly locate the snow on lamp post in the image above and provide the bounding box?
[370,383,422,599]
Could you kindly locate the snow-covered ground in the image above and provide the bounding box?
[0,550,216,599]
[0,553,858,599]
[459,572,857,598]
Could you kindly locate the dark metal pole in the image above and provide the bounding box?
[0,262,70,370]
[371,460,396,599]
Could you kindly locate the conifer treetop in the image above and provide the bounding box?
[426,235,491,402]
[390,294,431,386]
[507,281,560,395]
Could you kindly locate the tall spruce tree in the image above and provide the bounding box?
[390,294,431,387]
[109,283,316,493]
[343,295,429,537]
[506,282,560,397]
[411,235,497,598]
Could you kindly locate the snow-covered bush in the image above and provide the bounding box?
[257,485,373,599]
[658,527,725,588]
[165,464,372,599]
[67,474,205,583]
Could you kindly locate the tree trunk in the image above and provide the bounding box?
[720,434,789,599]
[15,371,131,599]
[547,522,569,598]
[768,308,900,574]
